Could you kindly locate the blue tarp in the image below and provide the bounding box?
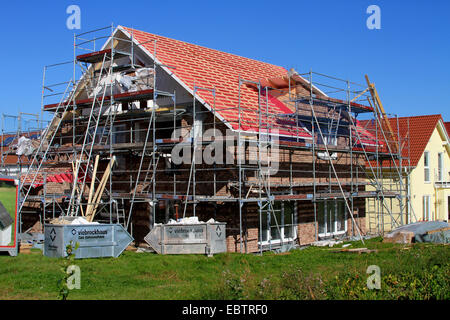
[1,136,14,147]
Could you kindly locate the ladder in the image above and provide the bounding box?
[115,198,126,226]
[126,106,156,229]
[67,52,113,217]
[257,85,283,251]
[19,79,78,214]
[140,152,161,194]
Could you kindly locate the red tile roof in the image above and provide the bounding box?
[120,26,312,139]
[445,122,450,136]
[1,132,41,166]
[362,115,443,168]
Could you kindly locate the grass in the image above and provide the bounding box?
[0,186,16,246]
[0,237,448,300]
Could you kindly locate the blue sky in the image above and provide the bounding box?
[0,0,449,131]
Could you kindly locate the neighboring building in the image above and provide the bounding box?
[365,115,450,233]
[445,122,450,138]
[1,133,40,176]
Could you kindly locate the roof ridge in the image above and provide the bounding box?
[121,26,287,73]
[392,114,442,120]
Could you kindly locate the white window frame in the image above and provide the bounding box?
[437,152,443,182]
[423,195,431,221]
[259,202,297,246]
[318,127,338,147]
[424,151,430,183]
[318,199,347,237]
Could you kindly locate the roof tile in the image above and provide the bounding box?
[122,27,311,138]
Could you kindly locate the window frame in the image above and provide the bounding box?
[259,201,297,246]
[437,152,443,182]
[424,151,430,183]
[318,199,347,238]
[423,195,431,221]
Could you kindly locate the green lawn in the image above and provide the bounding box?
[0,186,16,246]
[0,238,448,300]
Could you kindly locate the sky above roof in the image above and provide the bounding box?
[0,0,449,131]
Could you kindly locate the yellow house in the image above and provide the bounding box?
[365,115,450,233]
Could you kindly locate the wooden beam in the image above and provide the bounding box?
[71,160,85,217]
[350,87,369,103]
[86,156,115,222]
[365,75,398,153]
[86,155,100,218]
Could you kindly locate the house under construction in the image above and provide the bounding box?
[16,25,413,253]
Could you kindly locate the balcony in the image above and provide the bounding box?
[434,169,450,188]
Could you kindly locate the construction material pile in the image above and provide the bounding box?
[383,221,450,244]
[164,216,218,225]
[49,216,99,225]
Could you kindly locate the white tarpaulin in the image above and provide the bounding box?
[89,68,154,98]
[164,217,219,225]
[16,136,35,156]
[71,217,99,225]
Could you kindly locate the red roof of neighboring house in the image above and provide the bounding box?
[1,132,41,166]
[120,26,312,139]
[21,170,90,188]
[445,122,450,136]
[362,114,443,168]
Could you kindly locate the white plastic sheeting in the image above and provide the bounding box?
[163,217,219,225]
[89,73,134,98]
[71,217,99,225]
[89,68,154,98]
[16,136,35,156]
[133,68,154,91]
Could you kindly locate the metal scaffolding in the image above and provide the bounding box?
[17,25,413,251]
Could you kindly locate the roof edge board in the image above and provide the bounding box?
[436,119,450,155]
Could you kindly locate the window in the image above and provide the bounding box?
[87,126,108,144]
[423,195,431,221]
[317,126,338,160]
[424,151,430,182]
[260,201,296,244]
[318,127,337,146]
[438,152,443,182]
[318,199,347,237]
[112,124,127,144]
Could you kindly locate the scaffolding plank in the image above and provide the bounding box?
[76,49,112,63]
[43,89,154,110]
[76,49,131,64]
